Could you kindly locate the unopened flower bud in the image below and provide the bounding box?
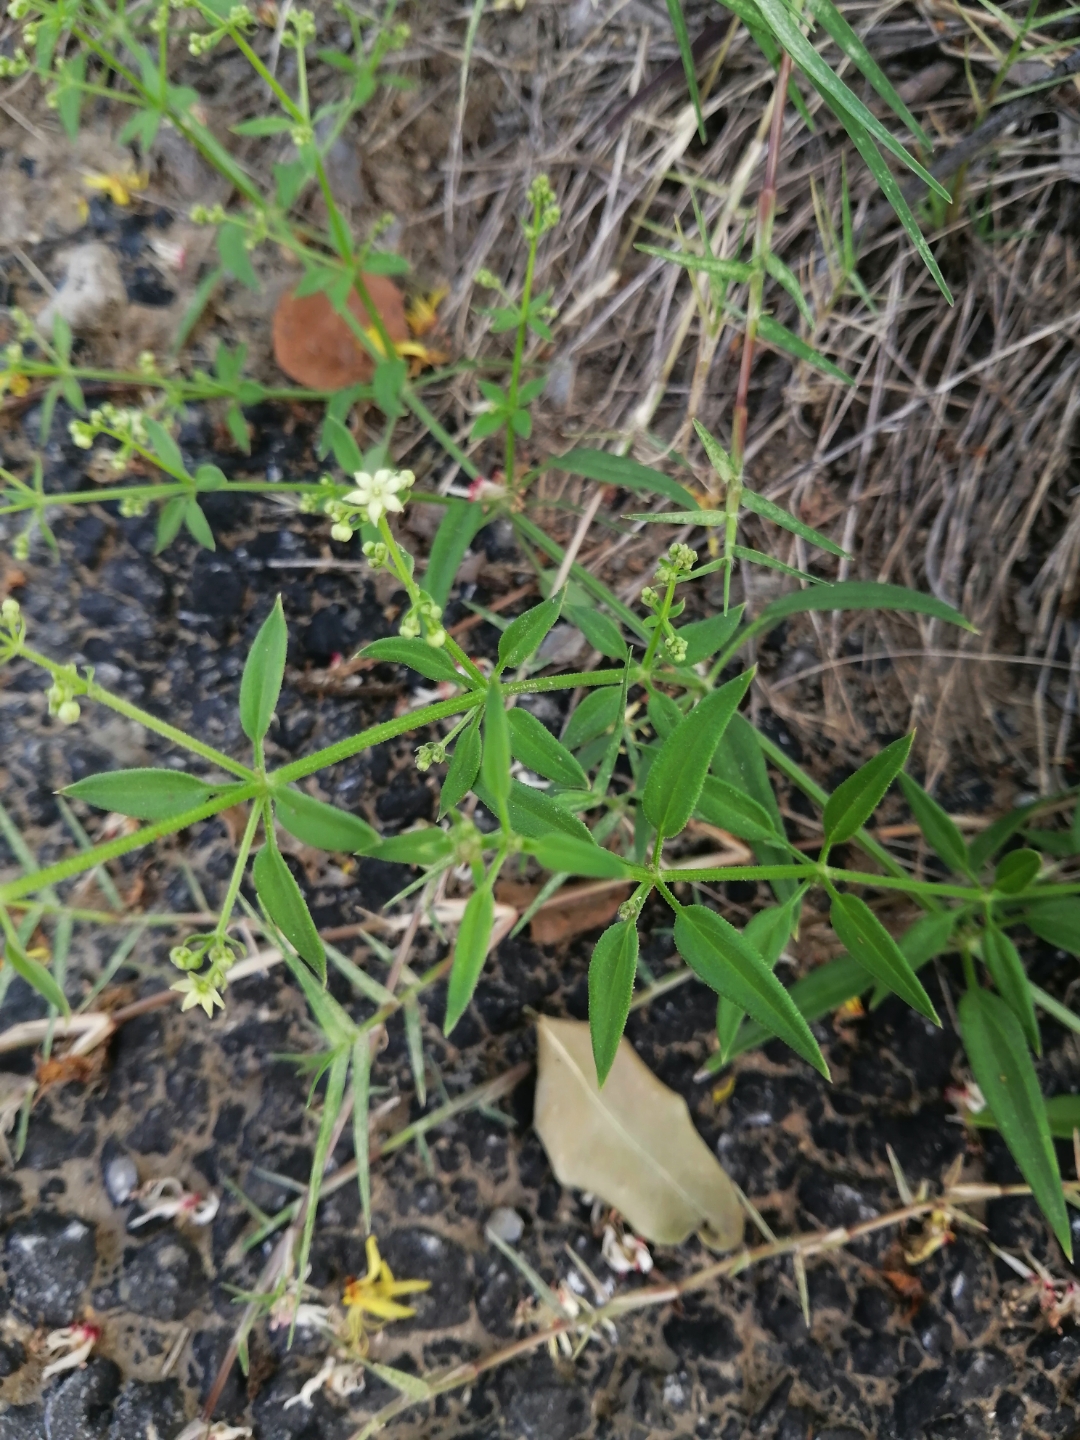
[57,700,80,726]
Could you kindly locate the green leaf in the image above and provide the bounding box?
[274,788,377,854]
[445,878,495,1033]
[253,837,326,980]
[696,775,783,845]
[564,604,626,660]
[64,768,218,821]
[899,909,957,968]
[764,250,813,326]
[822,732,914,846]
[546,449,699,510]
[969,803,1038,871]
[589,920,640,1086]
[716,893,801,1061]
[982,923,1040,1055]
[481,684,511,828]
[831,96,951,302]
[958,986,1070,1258]
[360,638,466,686]
[274,158,308,210]
[993,849,1041,895]
[323,414,363,472]
[508,708,587,789]
[746,581,975,641]
[231,114,295,135]
[352,1033,373,1232]
[716,954,870,1068]
[475,777,593,845]
[1022,898,1080,956]
[183,499,215,551]
[373,356,407,418]
[804,0,929,146]
[674,904,828,1077]
[678,608,745,665]
[564,688,623,750]
[739,487,849,558]
[647,692,683,742]
[969,1092,1080,1142]
[692,419,736,486]
[665,0,706,140]
[144,417,186,478]
[425,499,488,610]
[60,375,85,415]
[830,892,938,1022]
[498,592,564,671]
[757,315,853,385]
[155,496,186,553]
[369,828,454,866]
[239,596,288,744]
[636,245,754,289]
[195,463,228,492]
[898,772,971,876]
[731,545,823,585]
[1,922,68,1015]
[644,670,754,839]
[529,834,633,880]
[712,711,794,902]
[439,720,481,818]
[217,221,258,290]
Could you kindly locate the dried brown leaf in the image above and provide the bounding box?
[533,1016,744,1249]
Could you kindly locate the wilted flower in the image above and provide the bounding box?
[129,1176,220,1228]
[41,1323,100,1380]
[342,1234,430,1353]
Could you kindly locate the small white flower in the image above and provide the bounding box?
[344,468,415,525]
[601,1224,653,1275]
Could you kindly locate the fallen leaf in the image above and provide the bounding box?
[272,273,409,390]
[530,880,630,945]
[533,1015,744,1248]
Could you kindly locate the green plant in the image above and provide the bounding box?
[3,0,1079,1383]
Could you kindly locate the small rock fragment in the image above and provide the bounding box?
[101,1140,138,1207]
[486,1207,524,1245]
[36,243,126,337]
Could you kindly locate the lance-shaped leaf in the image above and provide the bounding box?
[63,768,221,822]
[713,711,794,902]
[982,923,1040,1055]
[274,787,377,854]
[361,638,467,686]
[711,953,870,1070]
[439,718,481,818]
[445,877,495,1034]
[508,708,587,789]
[696,775,784,845]
[424,499,488,610]
[253,836,326,981]
[993,849,1041,895]
[481,683,511,828]
[545,448,699,510]
[830,892,937,1022]
[564,687,623,749]
[474,777,594,844]
[716,891,801,1062]
[588,919,640,1086]
[565,604,626,659]
[678,608,745,665]
[534,1015,744,1246]
[498,592,564,671]
[959,986,1071,1259]
[644,670,753,839]
[240,596,288,744]
[822,732,914,847]
[1023,898,1080,956]
[368,828,454,867]
[674,904,828,1077]
[528,834,634,880]
[898,772,970,876]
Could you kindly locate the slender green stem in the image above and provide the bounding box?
[641,576,676,671]
[215,802,264,941]
[505,201,541,492]
[18,646,255,780]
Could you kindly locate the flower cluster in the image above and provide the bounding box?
[0,597,26,662]
[0,50,29,79]
[656,542,698,584]
[45,665,81,726]
[188,4,255,55]
[169,933,244,1017]
[524,174,560,240]
[347,467,415,526]
[399,592,446,649]
[414,741,446,772]
[190,203,229,226]
[641,543,699,663]
[70,403,151,476]
[280,7,316,47]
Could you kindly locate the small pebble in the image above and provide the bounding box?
[103,1152,138,1207]
[486,1207,524,1244]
